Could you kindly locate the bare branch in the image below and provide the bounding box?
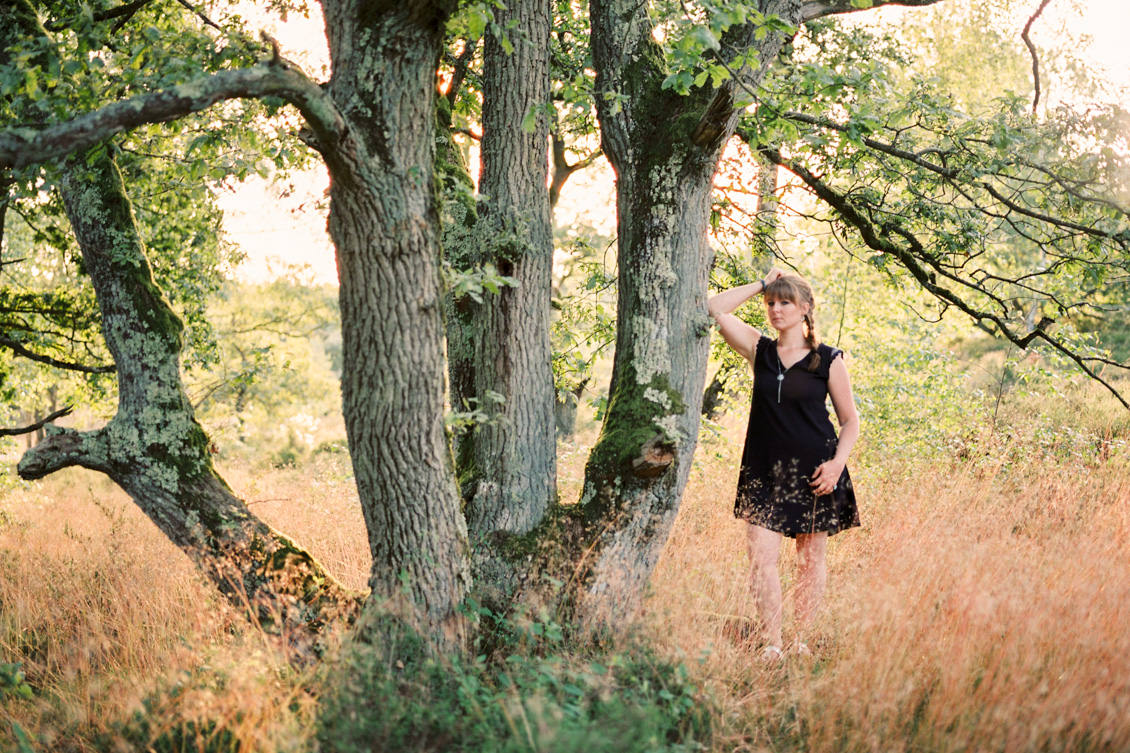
[800,0,948,22]
[260,31,282,64]
[175,0,226,33]
[17,425,109,479]
[0,405,73,437]
[550,132,602,208]
[444,38,479,108]
[0,170,10,254]
[0,61,343,170]
[452,127,482,140]
[0,335,115,373]
[1021,0,1053,114]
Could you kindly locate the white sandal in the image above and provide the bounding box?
[791,641,812,657]
[759,644,784,663]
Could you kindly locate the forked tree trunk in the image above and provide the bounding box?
[569,0,798,631]
[320,0,471,647]
[17,150,359,659]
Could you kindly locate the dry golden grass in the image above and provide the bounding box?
[646,410,1130,753]
[1,403,1128,752]
[0,456,366,752]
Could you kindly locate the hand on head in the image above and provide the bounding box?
[763,267,786,288]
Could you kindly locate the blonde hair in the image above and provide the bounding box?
[764,273,821,371]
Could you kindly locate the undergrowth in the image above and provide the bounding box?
[316,607,711,753]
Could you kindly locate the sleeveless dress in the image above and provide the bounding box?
[733,336,860,537]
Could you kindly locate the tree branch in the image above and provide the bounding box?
[0,61,344,170]
[799,0,948,22]
[763,147,1130,409]
[775,108,1126,240]
[0,170,10,254]
[1021,0,1053,114]
[550,131,601,208]
[444,37,478,108]
[0,405,73,437]
[0,335,115,373]
[44,0,155,32]
[174,0,226,33]
[17,425,109,479]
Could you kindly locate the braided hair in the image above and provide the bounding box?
[764,273,821,372]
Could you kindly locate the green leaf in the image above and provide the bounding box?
[520,106,538,134]
[690,25,720,52]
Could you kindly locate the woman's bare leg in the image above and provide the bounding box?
[794,531,828,640]
[746,524,784,647]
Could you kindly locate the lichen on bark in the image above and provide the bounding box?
[15,145,361,659]
[580,360,686,517]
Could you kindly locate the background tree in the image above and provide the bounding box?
[0,0,359,657]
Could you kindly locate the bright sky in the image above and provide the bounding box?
[218,0,1130,286]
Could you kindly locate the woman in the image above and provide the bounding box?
[708,268,860,661]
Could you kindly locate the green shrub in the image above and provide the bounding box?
[0,662,33,701]
[317,611,711,753]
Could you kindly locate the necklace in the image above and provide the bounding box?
[775,353,785,404]
[774,342,811,403]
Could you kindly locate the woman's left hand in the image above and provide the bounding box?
[809,459,845,496]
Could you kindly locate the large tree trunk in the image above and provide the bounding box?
[320,0,471,647]
[16,149,359,659]
[454,0,557,608]
[569,0,798,631]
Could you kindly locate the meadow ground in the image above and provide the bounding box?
[1,392,1129,752]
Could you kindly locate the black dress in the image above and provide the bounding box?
[733,336,860,537]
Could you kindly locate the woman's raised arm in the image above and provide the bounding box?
[707,268,784,361]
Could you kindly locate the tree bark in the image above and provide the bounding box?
[16,149,359,659]
[320,0,471,647]
[571,0,799,631]
[449,0,557,609]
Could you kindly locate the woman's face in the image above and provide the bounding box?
[765,295,809,333]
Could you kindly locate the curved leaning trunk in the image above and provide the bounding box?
[17,150,359,659]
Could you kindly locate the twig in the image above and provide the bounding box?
[45,0,155,32]
[175,0,226,34]
[0,335,115,374]
[0,405,74,437]
[1021,0,1054,114]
